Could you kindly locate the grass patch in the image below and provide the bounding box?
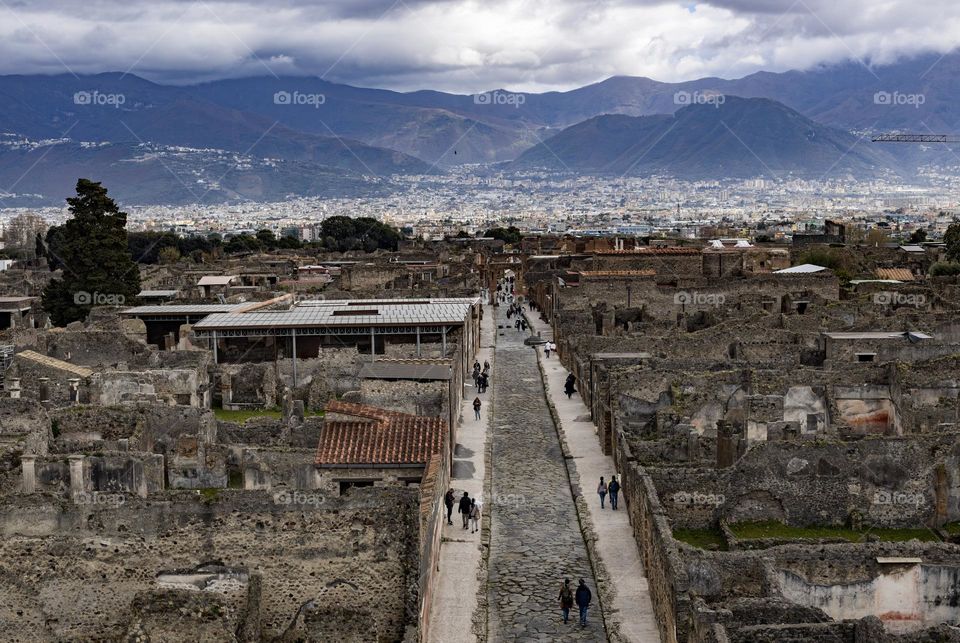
[868,528,939,543]
[673,528,727,550]
[213,407,324,423]
[730,521,939,543]
[943,522,960,536]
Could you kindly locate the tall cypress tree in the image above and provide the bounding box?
[41,179,141,326]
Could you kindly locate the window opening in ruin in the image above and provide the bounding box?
[339,480,375,495]
[856,353,876,363]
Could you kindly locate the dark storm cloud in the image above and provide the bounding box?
[0,0,957,91]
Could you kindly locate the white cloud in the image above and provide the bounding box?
[0,0,957,91]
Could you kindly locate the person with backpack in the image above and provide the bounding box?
[597,476,607,509]
[473,397,482,420]
[608,475,621,510]
[558,578,574,624]
[458,491,471,529]
[575,579,592,626]
[469,499,481,533]
[444,488,455,525]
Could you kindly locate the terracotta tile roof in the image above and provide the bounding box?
[875,268,915,282]
[316,401,446,466]
[592,247,701,256]
[577,270,656,277]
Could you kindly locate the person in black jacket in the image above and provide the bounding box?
[608,476,621,510]
[575,579,592,626]
[444,488,455,525]
[458,491,472,530]
[564,374,576,399]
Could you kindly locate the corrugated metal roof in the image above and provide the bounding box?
[194,299,476,330]
[775,264,829,274]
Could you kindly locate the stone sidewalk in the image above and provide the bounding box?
[427,304,494,643]
[526,310,662,643]
[486,306,603,641]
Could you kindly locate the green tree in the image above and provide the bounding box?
[41,179,141,326]
[484,226,523,245]
[909,229,927,244]
[945,223,960,263]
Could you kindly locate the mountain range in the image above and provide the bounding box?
[1,50,959,204]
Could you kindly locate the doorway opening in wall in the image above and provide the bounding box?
[339,479,376,495]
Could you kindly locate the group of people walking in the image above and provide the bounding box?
[558,578,593,627]
[445,489,482,533]
[472,359,490,420]
[596,475,621,510]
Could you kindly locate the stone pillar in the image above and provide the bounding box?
[716,420,735,469]
[68,455,86,501]
[20,455,37,493]
[220,374,233,409]
[8,378,20,399]
[38,377,50,403]
[67,378,80,404]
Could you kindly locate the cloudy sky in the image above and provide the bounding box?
[1,0,958,92]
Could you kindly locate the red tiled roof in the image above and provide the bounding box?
[577,270,656,277]
[316,401,446,466]
[592,247,701,256]
[875,268,916,282]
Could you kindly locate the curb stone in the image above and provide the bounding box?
[528,317,622,643]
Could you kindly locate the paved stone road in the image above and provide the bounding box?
[487,306,604,642]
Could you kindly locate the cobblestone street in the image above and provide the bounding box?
[487,306,604,641]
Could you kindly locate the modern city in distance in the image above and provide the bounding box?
[2,1,960,641]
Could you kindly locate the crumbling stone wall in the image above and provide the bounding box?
[0,489,420,642]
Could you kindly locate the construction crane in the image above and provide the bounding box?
[871,133,960,143]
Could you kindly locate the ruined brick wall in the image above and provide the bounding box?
[616,433,689,643]
[360,379,448,419]
[648,435,960,529]
[0,489,421,642]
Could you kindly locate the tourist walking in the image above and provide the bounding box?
[608,475,620,510]
[544,342,551,358]
[597,476,607,509]
[458,491,472,529]
[558,578,574,624]
[473,397,482,420]
[469,499,481,533]
[575,579,592,626]
[444,488,455,525]
[564,374,576,399]
[479,372,489,394]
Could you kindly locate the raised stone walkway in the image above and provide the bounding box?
[526,310,662,643]
[487,306,604,641]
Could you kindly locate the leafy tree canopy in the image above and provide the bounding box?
[41,179,141,326]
